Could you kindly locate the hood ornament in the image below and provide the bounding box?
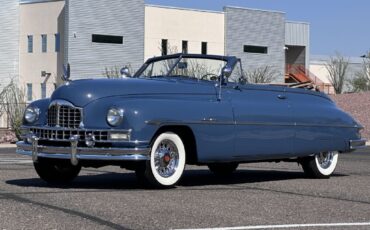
[62,63,71,82]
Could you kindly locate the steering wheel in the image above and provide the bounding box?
[201,73,219,81]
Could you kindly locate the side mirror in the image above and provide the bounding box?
[222,66,232,78]
[120,67,131,78]
[62,63,71,81]
[221,66,232,85]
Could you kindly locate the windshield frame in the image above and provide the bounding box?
[133,53,240,80]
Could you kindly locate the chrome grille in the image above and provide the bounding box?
[47,101,82,128]
[29,127,109,142]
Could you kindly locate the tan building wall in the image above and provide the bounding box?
[19,1,65,102]
[145,5,225,60]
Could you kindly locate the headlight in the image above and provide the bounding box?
[107,108,124,126]
[24,107,40,123]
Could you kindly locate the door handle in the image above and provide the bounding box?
[202,118,217,122]
[277,95,286,100]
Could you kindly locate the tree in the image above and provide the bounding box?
[244,66,277,84]
[349,51,370,92]
[325,53,349,94]
[0,79,26,139]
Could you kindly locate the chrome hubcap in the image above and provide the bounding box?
[317,151,335,169]
[154,140,179,178]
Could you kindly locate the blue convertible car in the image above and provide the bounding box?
[17,54,366,187]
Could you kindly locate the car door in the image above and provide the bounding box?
[226,84,294,161]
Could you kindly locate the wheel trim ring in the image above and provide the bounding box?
[317,151,334,169]
[154,140,179,178]
[314,151,339,176]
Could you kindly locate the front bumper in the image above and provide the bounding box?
[16,141,150,166]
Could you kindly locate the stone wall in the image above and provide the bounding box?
[330,92,370,140]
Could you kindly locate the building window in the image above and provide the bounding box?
[201,42,207,55]
[27,83,32,101]
[243,45,268,54]
[92,34,123,44]
[161,39,168,56]
[41,34,47,53]
[182,40,188,54]
[41,83,46,99]
[27,35,33,53]
[55,33,60,52]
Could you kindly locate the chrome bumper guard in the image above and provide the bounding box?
[349,139,367,150]
[16,140,150,166]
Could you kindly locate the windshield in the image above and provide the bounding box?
[136,57,228,82]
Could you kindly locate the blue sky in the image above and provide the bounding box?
[145,0,370,57]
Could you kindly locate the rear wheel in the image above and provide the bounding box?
[208,163,239,175]
[301,151,339,178]
[34,159,81,184]
[137,132,186,188]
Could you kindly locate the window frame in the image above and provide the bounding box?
[92,34,123,44]
[201,42,208,55]
[161,39,168,56]
[243,45,268,54]
[41,83,46,99]
[27,83,33,101]
[55,33,60,52]
[41,34,47,53]
[27,35,33,53]
[182,40,188,54]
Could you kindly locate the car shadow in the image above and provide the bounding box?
[6,169,348,190]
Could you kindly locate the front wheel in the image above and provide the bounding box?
[34,159,81,184]
[301,151,339,178]
[138,132,186,188]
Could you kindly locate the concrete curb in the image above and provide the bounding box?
[0,144,16,148]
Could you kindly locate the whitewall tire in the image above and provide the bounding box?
[301,151,339,178]
[142,132,186,188]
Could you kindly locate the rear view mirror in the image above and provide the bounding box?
[178,62,188,69]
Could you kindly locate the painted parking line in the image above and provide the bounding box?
[0,158,33,164]
[177,222,370,230]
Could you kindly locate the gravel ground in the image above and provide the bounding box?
[331,92,370,139]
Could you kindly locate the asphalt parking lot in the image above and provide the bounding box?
[0,147,369,230]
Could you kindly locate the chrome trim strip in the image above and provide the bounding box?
[349,139,367,150]
[48,100,83,129]
[146,120,361,129]
[21,126,133,143]
[16,141,150,161]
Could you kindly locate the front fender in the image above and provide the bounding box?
[82,94,224,147]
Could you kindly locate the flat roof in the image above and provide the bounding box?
[19,0,63,5]
[286,20,310,25]
[146,4,286,15]
[145,4,224,14]
[224,6,285,15]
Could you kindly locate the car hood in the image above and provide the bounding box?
[51,77,216,107]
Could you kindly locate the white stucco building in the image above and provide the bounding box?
[0,0,311,127]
